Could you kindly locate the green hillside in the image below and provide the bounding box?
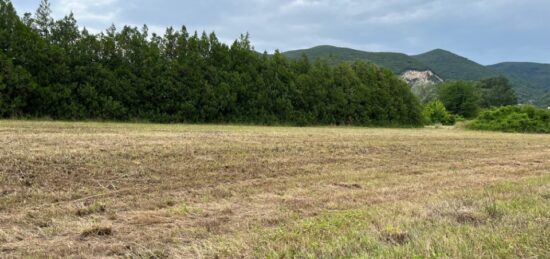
[282,45,429,74]
[412,49,500,80]
[489,62,550,91]
[412,51,550,96]
[489,62,550,107]
[411,50,548,104]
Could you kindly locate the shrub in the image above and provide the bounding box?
[468,106,550,133]
[454,114,465,122]
[423,100,456,125]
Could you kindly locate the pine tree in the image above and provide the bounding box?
[34,0,54,38]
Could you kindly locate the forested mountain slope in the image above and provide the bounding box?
[412,49,499,80]
[490,62,550,91]
[283,45,429,74]
[490,62,550,106]
[284,46,550,106]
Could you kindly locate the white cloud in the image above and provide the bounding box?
[53,0,120,31]
[10,0,550,64]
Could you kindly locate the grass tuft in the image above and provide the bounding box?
[76,202,107,217]
[80,226,113,239]
[380,225,409,245]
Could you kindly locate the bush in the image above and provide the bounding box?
[423,100,455,125]
[454,114,465,122]
[468,106,550,133]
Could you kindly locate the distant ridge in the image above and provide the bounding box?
[282,45,550,106]
[489,62,550,91]
[490,62,550,107]
[282,45,429,74]
[412,49,499,81]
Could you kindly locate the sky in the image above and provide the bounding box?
[11,0,550,65]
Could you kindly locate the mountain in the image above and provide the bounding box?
[282,45,550,106]
[282,45,429,74]
[489,62,550,91]
[412,49,500,81]
[412,50,548,104]
[489,62,550,107]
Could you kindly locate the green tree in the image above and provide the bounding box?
[479,76,518,108]
[33,0,54,38]
[0,52,37,117]
[422,100,455,125]
[412,82,438,104]
[438,81,481,118]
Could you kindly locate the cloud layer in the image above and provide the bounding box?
[12,0,550,64]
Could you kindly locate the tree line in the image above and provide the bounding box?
[418,76,518,124]
[0,0,423,126]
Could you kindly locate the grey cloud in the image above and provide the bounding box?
[11,0,550,64]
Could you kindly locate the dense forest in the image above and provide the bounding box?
[0,0,424,126]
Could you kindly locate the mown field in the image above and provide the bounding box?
[0,121,549,258]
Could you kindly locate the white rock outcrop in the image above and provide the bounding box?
[400,70,443,85]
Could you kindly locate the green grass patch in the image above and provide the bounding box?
[224,176,550,258]
[167,202,201,216]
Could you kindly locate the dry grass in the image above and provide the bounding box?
[0,120,549,258]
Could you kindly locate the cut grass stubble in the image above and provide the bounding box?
[0,120,549,258]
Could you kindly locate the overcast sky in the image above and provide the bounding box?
[11,0,550,65]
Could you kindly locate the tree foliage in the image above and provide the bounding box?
[468,106,550,133]
[412,82,438,104]
[413,49,500,81]
[437,80,481,118]
[479,76,518,108]
[283,45,429,74]
[422,100,455,125]
[0,0,423,126]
